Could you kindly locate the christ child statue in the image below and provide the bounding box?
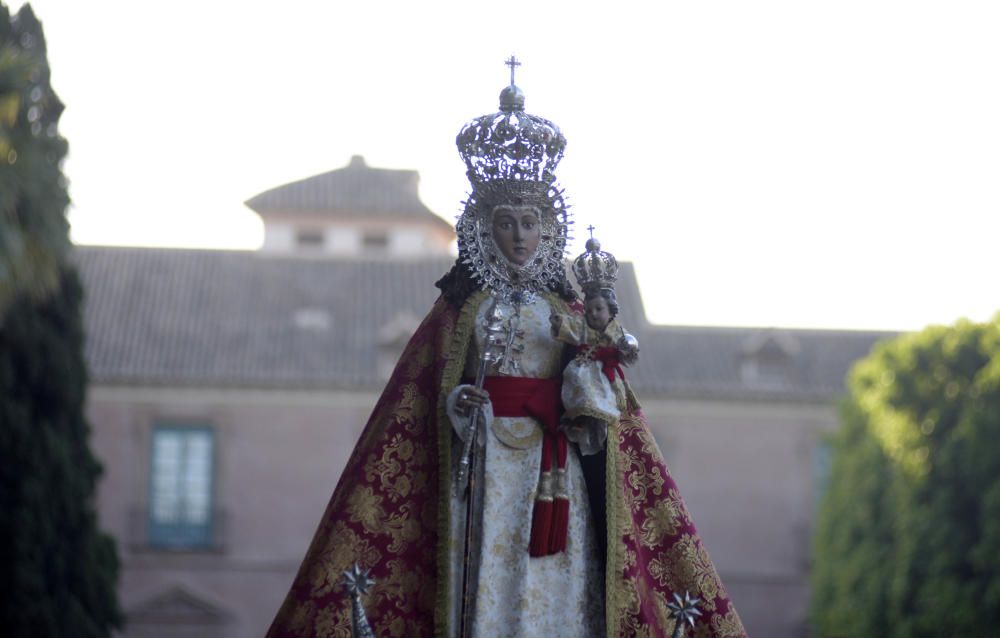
[550,235,639,455]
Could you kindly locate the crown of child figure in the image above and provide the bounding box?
[572,231,619,293]
[456,55,567,186]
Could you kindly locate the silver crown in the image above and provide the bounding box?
[572,235,618,294]
[456,56,567,186]
[454,57,572,303]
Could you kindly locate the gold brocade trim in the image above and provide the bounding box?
[622,378,641,413]
[433,289,488,638]
[605,415,624,638]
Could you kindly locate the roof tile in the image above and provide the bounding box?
[75,247,892,400]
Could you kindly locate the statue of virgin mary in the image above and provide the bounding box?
[266,62,746,638]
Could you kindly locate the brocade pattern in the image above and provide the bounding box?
[265,295,747,638]
[608,415,747,636]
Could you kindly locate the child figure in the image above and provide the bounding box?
[550,234,639,455]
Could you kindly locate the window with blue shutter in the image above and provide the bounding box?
[148,425,215,549]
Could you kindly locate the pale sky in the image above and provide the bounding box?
[14,0,1000,330]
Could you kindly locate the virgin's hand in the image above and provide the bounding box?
[457,387,490,413]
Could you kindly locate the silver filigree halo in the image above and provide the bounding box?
[457,181,570,304]
[456,57,572,304]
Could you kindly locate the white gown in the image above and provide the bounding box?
[447,294,605,637]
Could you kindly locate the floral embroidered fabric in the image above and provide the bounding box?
[264,291,748,638]
[446,295,605,636]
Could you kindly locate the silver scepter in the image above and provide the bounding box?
[456,298,507,638]
[454,299,505,496]
[342,564,375,638]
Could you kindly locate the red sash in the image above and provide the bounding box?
[482,376,561,429]
[480,376,569,557]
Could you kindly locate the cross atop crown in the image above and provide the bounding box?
[505,55,521,86]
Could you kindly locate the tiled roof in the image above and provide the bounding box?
[244,155,453,231]
[629,325,890,401]
[74,246,893,400]
[76,247,453,389]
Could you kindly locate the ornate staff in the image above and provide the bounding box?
[455,298,507,638]
[342,564,375,638]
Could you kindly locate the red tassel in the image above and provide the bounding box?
[550,497,569,553]
[530,430,570,557]
[529,499,554,557]
[547,436,570,554]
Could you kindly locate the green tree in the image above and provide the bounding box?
[0,4,121,636]
[812,315,1000,637]
[0,2,69,318]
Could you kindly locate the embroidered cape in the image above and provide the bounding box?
[266,292,747,637]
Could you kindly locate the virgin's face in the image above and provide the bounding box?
[491,205,541,266]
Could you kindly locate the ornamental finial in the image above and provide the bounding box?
[505,54,521,86]
[667,591,703,638]
[342,564,375,638]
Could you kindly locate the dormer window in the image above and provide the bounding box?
[740,330,799,388]
[362,232,389,251]
[296,229,325,250]
[741,350,789,386]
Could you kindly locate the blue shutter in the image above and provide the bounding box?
[148,425,215,548]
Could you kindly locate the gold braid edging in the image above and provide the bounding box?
[433,290,488,638]
[605,414,626,637]
[622,379,641,414]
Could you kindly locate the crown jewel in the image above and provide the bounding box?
[572,231,619,294]
[456,56,567,185]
